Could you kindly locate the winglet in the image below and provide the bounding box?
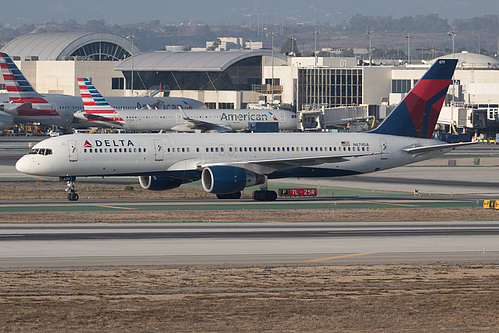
[177,106,190,120]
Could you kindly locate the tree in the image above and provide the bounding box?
[386,49,406,59]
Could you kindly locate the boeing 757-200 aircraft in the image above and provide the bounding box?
[76,78,297,132]
[16,59,473,201]
[0,52,205,129]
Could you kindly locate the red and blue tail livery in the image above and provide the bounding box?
[0,52,58,117]
[371,59,458,138]
[77,78,123,122]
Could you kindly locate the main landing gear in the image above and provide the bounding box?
[252,175,277,201]
[252,190,277,201]
[61,176,79,201]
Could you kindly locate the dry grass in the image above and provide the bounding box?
[0,265,498,332]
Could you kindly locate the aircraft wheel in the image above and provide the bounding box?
[253,190,277,201]
[68,192,79,201]
[266,190,277,201]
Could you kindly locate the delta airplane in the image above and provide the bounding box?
[76,78,297,132]
[16,59,472,201]
[0,52,205,129]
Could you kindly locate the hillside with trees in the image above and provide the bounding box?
[0,14,497,60]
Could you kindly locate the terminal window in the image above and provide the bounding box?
[392,79,411,94]
[112,78,125,90]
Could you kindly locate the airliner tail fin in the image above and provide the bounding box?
[370,59,458,138]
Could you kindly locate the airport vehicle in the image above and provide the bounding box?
[76,78,297,132]
[16,59,471,201]
[0,52,205,129]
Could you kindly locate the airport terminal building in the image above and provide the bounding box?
[1,32,499,137]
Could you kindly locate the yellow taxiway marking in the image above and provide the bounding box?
[307,252,376,262]
[33,176,51,181]
[98,205,136,210]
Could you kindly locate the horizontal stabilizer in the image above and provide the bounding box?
[402,141,478,154]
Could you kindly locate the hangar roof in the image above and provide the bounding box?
[115,50,287,72]
[432,51,499,68]
[1,32,140,61]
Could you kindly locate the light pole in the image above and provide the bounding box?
[266,31,277,107]
[416,47,426,62]
[448,29,457,58]
[367,28,373,66]
[406,33,413,64]
[313,28,319,67]
[447,29,457,131]
[127,34,135,96]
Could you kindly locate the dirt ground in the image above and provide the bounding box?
[0,265,498,332]
[1,181,498,331]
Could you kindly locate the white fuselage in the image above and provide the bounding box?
[16,132,448,180]
[104,108,297,132]
[6,94,205,128]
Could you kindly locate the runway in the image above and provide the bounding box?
[0,221,498,270]
[2,137,499,270]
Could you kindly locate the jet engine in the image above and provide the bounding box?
[201,166,265,194]
[138,175,183,191]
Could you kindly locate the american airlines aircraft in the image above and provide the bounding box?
[16,59,470,201]
[0,52,205,129]
[76,78,297,132]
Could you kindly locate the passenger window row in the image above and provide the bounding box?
[83,147,147,153]
[163,145,369,153]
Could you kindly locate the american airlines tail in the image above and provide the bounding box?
[0,52,57,117]
[0,52,43,102]
[370,59,458,138]
[77,78,124,124]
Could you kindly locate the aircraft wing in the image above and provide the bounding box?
[0,102,32,115]
[175,106,232,132]
[198,152,377,175]
[402,141,478,154]
[73,110,125,128]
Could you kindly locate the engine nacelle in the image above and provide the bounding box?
[201,166,265,194]
[0,110,13,130]
[138,175,183,191]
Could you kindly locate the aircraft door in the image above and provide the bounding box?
[379,138,389,160]
[176,113,183,124]
[153,139,164,161]
[279,111,285,123]
[68,140,78,162]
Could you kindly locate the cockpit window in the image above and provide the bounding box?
[28,148,52,155]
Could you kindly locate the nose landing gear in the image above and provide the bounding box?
[61,176,79,201]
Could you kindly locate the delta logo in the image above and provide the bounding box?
[82,139,135,147]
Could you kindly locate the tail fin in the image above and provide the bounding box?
[370,59,458,138]
[77,78,116,113]
[0,52,44,103]
[77,78,123,122]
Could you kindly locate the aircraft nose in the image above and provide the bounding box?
[15,156,31,174]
